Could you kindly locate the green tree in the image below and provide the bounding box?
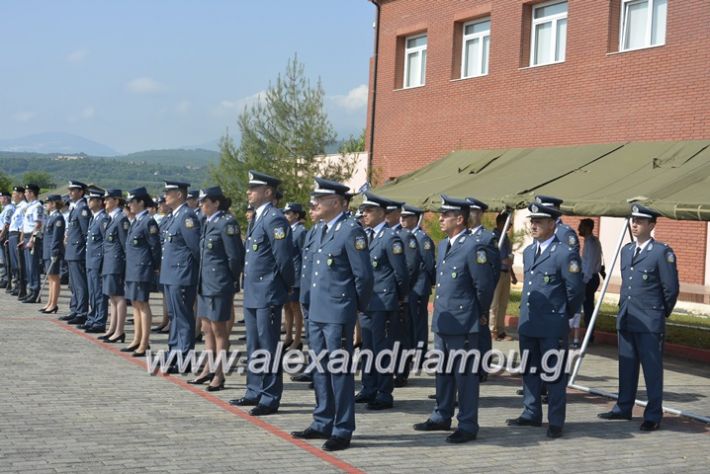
[338,130,366,154]
[22,170,55,190]
[213,55,357,227]
[0,170,11,193]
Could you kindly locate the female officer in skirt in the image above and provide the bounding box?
[188,187,244,391]
[39,195,65,313]
[100,189,130,343]
[122,187,162,356]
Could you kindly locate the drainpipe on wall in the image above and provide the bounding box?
[367,0,381,183]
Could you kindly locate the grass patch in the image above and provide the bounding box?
[505,290,710,350]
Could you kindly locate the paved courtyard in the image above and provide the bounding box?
[0,289,708,473]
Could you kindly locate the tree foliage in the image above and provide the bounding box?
[0,170,11,193]
[22,171,55,190]
[213,55,358,227]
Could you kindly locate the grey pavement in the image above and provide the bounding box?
[0,288,708,473]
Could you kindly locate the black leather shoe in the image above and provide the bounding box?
[165,363,192,374]
[104,333,126,343]
[291,427,331,439]
[121,345,140,353]
[9,288,19,296]
[366,400,393,410]
[479,373,488,383]
[542,394,549,404]
[639,421,660,431]
[413,419,451,431]
[506,417,542,427]
[59,314,76,321]
[547,425,563,438]
[322,436,350,452]
[67,317,86,325]
[597,411,632,421]
[97,333,114,341]
[206,381,225,392]
[188,373,215,385]
[229,397,258,407]
[77,324,89,330]
[446,429,477,443]
[291,373,313,382]
[151,324,168,333]
[22,292,39,303]
[85,326,106,333]
[237,319,245,325]
[516,388,524,396]
[132,347,150,357]
[354,392,375,404]
[249,405,278,416]
[393,377,408,388]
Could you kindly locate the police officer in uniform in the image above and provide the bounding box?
[413,195,495,443]
[63,181,91,324]
[83,187,111,332]
[465,197,501,381]
[384,199,421,387]
[100,189,130,343]
[399,205,436,356]
[20,183,45,303]
[534,195,579,250]
[283,202,306,350]
[506,203,584,438]
[189,186,244,391]
[229,171,294,415]
[153,194,173,333]
[598,204,679,431]
[39,194,65,313]
[160,181,200,370]
[291,177,373,452]
[1,191,17,292]
[7,186,27,299]
[355,191,408,410]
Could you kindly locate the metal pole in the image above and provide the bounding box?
[569,382,710,424]
[568,217,629,385]
[497,211,513,251]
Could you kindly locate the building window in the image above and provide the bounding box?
[530,1,568,66]
[461,19,491,78]
[620,0,667,51]
[404,34,427,88]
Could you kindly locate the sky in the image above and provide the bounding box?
[0,0,375,153]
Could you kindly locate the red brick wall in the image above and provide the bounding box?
[366,0,709,287]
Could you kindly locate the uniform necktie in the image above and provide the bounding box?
[535,244,541,260]
[367,228,374,245]
[445,239,452,256]
[634,246,641,261]
[247,215,255,234]
[321,224,328,244]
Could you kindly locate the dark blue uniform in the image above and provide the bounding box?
[290,221,306,301]
[65,197,91,319]
[429,228,495,436]
[85,209,110,329]
[125,210,161,301]
[242,202,295,408]
[197,211,244,321]
[102,210,130,296]
[517,233,584,430]
[42,211,65,275]
[308,209,373,441]
[358,222,408,406]
[410,226,435,353]
[160,203,200,356]
[611,238,679,424]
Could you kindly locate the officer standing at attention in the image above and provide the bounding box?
[534,195,579,250]
[355,191,408,410]
[7,186,27,299]
[291,177,373,452]
[82,187,111,332]
[291,200,321,384]
[0,191,16,292]
[399,204,436,355]
[229,171,294,416]
[413,195,494,443]
[19,183,45,303]
[282,202,307,350]
[598,204,678,431]
[39,194,65,314]
[160,181,201,371]
[506,202,584,439]
[465,197,501,381]
[384,199,421,387]
[63,181,91,325]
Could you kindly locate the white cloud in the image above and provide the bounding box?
[331,84,369,111]
[81,106,95,119]
[175,100,191,115]
[216,90,267,114]
[66,49,88,63]
[126,77,163,94]
[13,111,35,122]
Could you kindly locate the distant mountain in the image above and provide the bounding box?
[0,132,118,156]
[115,148,220,167]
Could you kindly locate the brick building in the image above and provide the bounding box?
[364,0,710,300]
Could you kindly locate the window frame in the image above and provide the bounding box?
[403,34,428,89]
[619,0,667,52]
[529,0,568,67]
[460,18,491,79]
